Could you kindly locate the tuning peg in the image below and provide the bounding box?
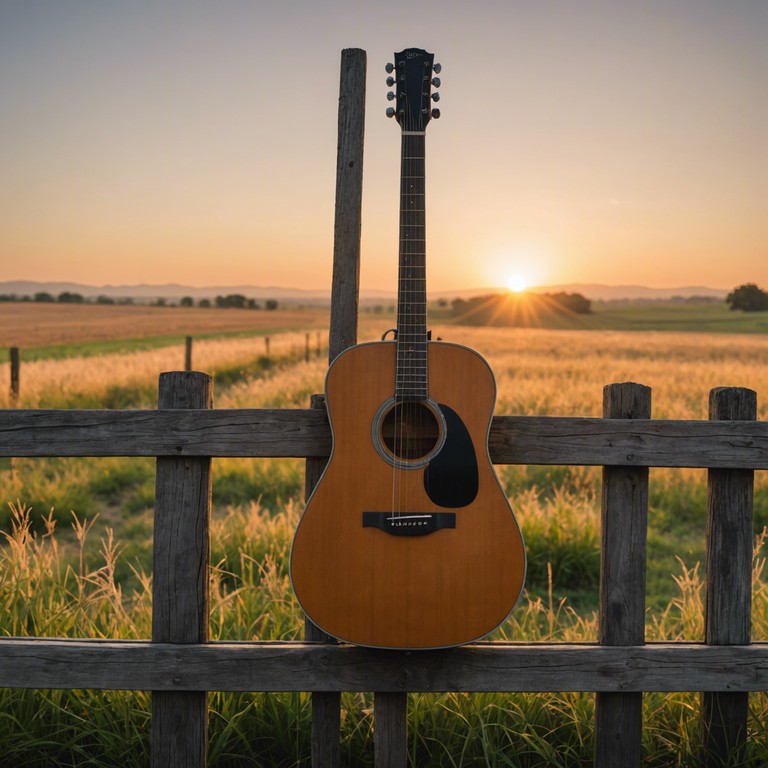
[387,91,396,101]
[385,62,394,73]
[386,107,396,118]
[386,76,395,86]
[431,92,440,102]
[433,63,442,74]
[431,77,441,88]
[431,108,441,119]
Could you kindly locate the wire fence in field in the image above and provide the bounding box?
[0,330,327,409]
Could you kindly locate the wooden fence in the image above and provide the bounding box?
[1,385,767,766]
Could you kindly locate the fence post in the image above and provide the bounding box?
[185,336,193,371]
[328,47,366,363]
[303,46,366,768]
[702,387,755,766]
[9,347,20,404]
[595,382,651,768]
[152,371,213,768]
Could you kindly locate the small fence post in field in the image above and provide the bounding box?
[9,347,20,405]
[701,386,756,766]
[152,371,213,768]
[184,336,193,371]
[265,336,270,359]
[594,382,651,768]
[305,333,311,363]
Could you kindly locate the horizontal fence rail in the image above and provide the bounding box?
[1,639,768,693]
[2,408,768,467]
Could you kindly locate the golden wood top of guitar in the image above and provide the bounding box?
[290,341,526,650]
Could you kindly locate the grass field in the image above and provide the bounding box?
[1,303,768,765]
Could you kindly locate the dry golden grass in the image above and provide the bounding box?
[3,316,766,420]
[1,302,328,347]
[0,331,325,408]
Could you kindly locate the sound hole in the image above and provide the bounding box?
[380,401,440,461]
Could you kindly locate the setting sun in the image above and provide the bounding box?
[506,274,529,293]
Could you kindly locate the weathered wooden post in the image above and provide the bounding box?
[184,336,193,371]
[702,387,755,766]
[9,347,20,404]
[305,333,311,363]
[594,382,651,768]
[152,371,212,768]
[265,336,270,359]
[304,46,366,768]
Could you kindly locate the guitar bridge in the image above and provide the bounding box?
[362,511,456,536]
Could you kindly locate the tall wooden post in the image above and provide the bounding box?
[328,48,366,363]
[702,387,755,766]
[152,371,212,768]
[594,382,651,768]
[305,47,366,768]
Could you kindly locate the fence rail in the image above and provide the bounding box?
[2,408,768,466]
[1,639,768,693]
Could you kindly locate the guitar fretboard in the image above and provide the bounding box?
[396,132,428,401]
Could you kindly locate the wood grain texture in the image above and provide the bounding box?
[595,383,651,768]
[374,692,407,768]
[2,639,768,693]
[328,48,366,364]
[290,341,526,649]
[152,372,212,768]
[702,387,756,767]
[3,409,768,467]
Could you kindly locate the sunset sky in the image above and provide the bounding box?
[2,1,766,295]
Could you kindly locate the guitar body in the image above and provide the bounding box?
[290,339,526,649]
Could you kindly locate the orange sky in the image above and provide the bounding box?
[1,1,766,294]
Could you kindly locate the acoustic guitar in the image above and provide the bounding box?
[290,48,526,649]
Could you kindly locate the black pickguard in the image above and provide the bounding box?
[423,403,479,508]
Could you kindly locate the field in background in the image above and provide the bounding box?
[1,302,329,353]
[2,313,768,764]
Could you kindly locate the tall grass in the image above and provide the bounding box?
[2,501,768,766]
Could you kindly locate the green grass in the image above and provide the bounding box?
[437,299,768,333]
[2,499,768,766]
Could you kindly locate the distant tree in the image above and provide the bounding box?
[180,296,194,307]
[198,298,211,308]
[246,298,261,310]
[96,295,115,305]
[152,297,167,307]
[265,299,278,311]
[57,291,84,303]
[216,294,247,309]
[726,283,768,312]
[34,292,55,302]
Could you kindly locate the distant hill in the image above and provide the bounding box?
[0,279,729,303]
[525,283,728,302]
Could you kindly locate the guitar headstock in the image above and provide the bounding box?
[386,48,441,132]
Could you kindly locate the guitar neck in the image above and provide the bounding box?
[396,131,428,401]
